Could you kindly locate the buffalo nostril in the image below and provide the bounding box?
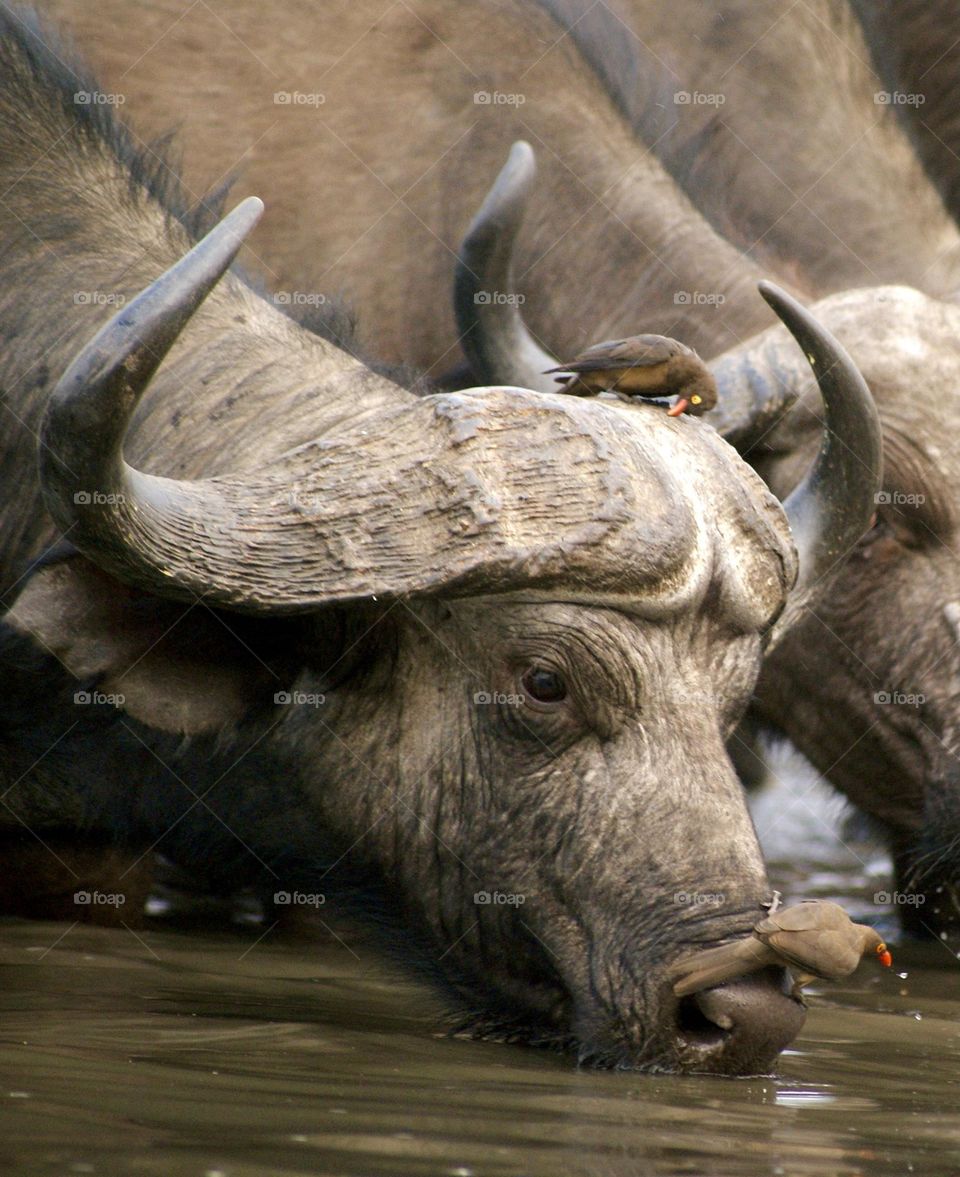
[674,967,806,1075]
[676,994,729,1049]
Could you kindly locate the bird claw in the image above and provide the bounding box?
[761,890,783,915]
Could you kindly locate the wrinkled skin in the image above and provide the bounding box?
[0,10,832,1073]
[2,579,801,1070]
[287,596,791,1066]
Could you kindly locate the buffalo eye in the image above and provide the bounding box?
[521,666,567,704]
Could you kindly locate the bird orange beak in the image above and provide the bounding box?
[876,943,893,968]
[667,397,689,417]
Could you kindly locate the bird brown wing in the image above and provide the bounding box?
[764,927,862,980]
[755,900,850,937]
[545,335,684,374]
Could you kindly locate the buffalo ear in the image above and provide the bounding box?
[6,556,300,734]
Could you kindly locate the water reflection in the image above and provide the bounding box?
[2,752,959,1176]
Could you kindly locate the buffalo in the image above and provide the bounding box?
[0,11,882,1074]
[22,1,960,933]
[28,0,960,938]
[461,138,960,935]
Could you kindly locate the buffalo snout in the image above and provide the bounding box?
[673,968,805,1075]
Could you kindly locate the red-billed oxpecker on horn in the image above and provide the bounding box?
[545,334,718,417]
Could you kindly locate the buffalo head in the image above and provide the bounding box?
[6,193,881,1073]
[456,140,960,939]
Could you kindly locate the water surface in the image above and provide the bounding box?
[3,754,959,1176]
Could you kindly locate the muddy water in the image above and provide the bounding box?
[3,751,960,1177]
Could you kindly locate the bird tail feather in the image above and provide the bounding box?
[669,939,767,998]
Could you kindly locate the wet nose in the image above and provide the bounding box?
[673,967,806,1075]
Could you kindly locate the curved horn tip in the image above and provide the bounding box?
[757,280,806,327]
[502,140,536,186]
[219,195,265,240]
[39,194,269,517]
[761,281,883,645]
[454,141,558,391]
[468,141,537,240]
[187,195,265,274]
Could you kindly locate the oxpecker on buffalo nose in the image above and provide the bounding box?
[669,899,892,1000]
